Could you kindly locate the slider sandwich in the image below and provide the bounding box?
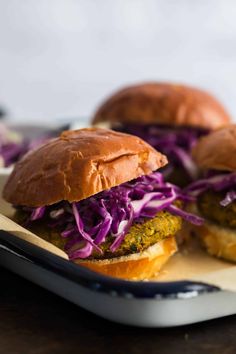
[92,82,231,186]
[3,128,201,279]
[185,125,236,262]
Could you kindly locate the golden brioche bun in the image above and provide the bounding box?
[77,237,177,280]
[92,82,231,130]
[3,128,167,207]
[198,221,236,263]
[192,124,236,172]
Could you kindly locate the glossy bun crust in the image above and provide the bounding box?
[92,82,231,130]
[192,124,236,172]
[3,128,167,207]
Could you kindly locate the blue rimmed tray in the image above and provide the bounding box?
[1,230,235,327]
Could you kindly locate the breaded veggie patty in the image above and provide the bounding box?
[198,190,236,229]
[14,210,182,259]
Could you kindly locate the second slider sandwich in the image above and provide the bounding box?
[92,82,231,186]
[185,125,236,262]
[3,128,201,280]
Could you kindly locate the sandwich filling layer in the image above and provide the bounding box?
[14,171,202,260]
[198,190,236,229]
[185,171,236,229]
[15,209,181,259]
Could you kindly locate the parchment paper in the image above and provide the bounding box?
[157,238,236,291]
[0,213,68,259]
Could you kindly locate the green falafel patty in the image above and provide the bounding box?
[93,210,182,259]
[198,190,236,229]
[14,209,182,259]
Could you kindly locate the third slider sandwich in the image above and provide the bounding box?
[185,125,236,262]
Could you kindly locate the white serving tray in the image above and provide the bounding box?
[0,206,236,328]
[1,230,236,328]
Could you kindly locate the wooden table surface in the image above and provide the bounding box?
[0,266,236,354]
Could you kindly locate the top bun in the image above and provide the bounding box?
[92,82,231,130]
[192,125,236,171]
[3,128,167,207]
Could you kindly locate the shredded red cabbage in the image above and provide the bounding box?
[117,124,208,181]
[184,172,236,207]
[220,191,236,207]
[19,172,203,260]
[0,123,26,167]
[0,141,28,167]
[0,123,52,167]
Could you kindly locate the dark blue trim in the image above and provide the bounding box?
[0,230,219,299]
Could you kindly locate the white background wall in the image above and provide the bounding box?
[0,0,236,123]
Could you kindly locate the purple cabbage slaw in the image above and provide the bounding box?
[0,124,24,167]
[0,123,52,167]
[0,141,29,167]
[118,124,208,181]
[21,172,203,260]
[184,171,236,207]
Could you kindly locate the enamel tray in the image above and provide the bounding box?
[0,230,236,327]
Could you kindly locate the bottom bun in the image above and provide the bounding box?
[76,236,177,280]
[198,221,236,263]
